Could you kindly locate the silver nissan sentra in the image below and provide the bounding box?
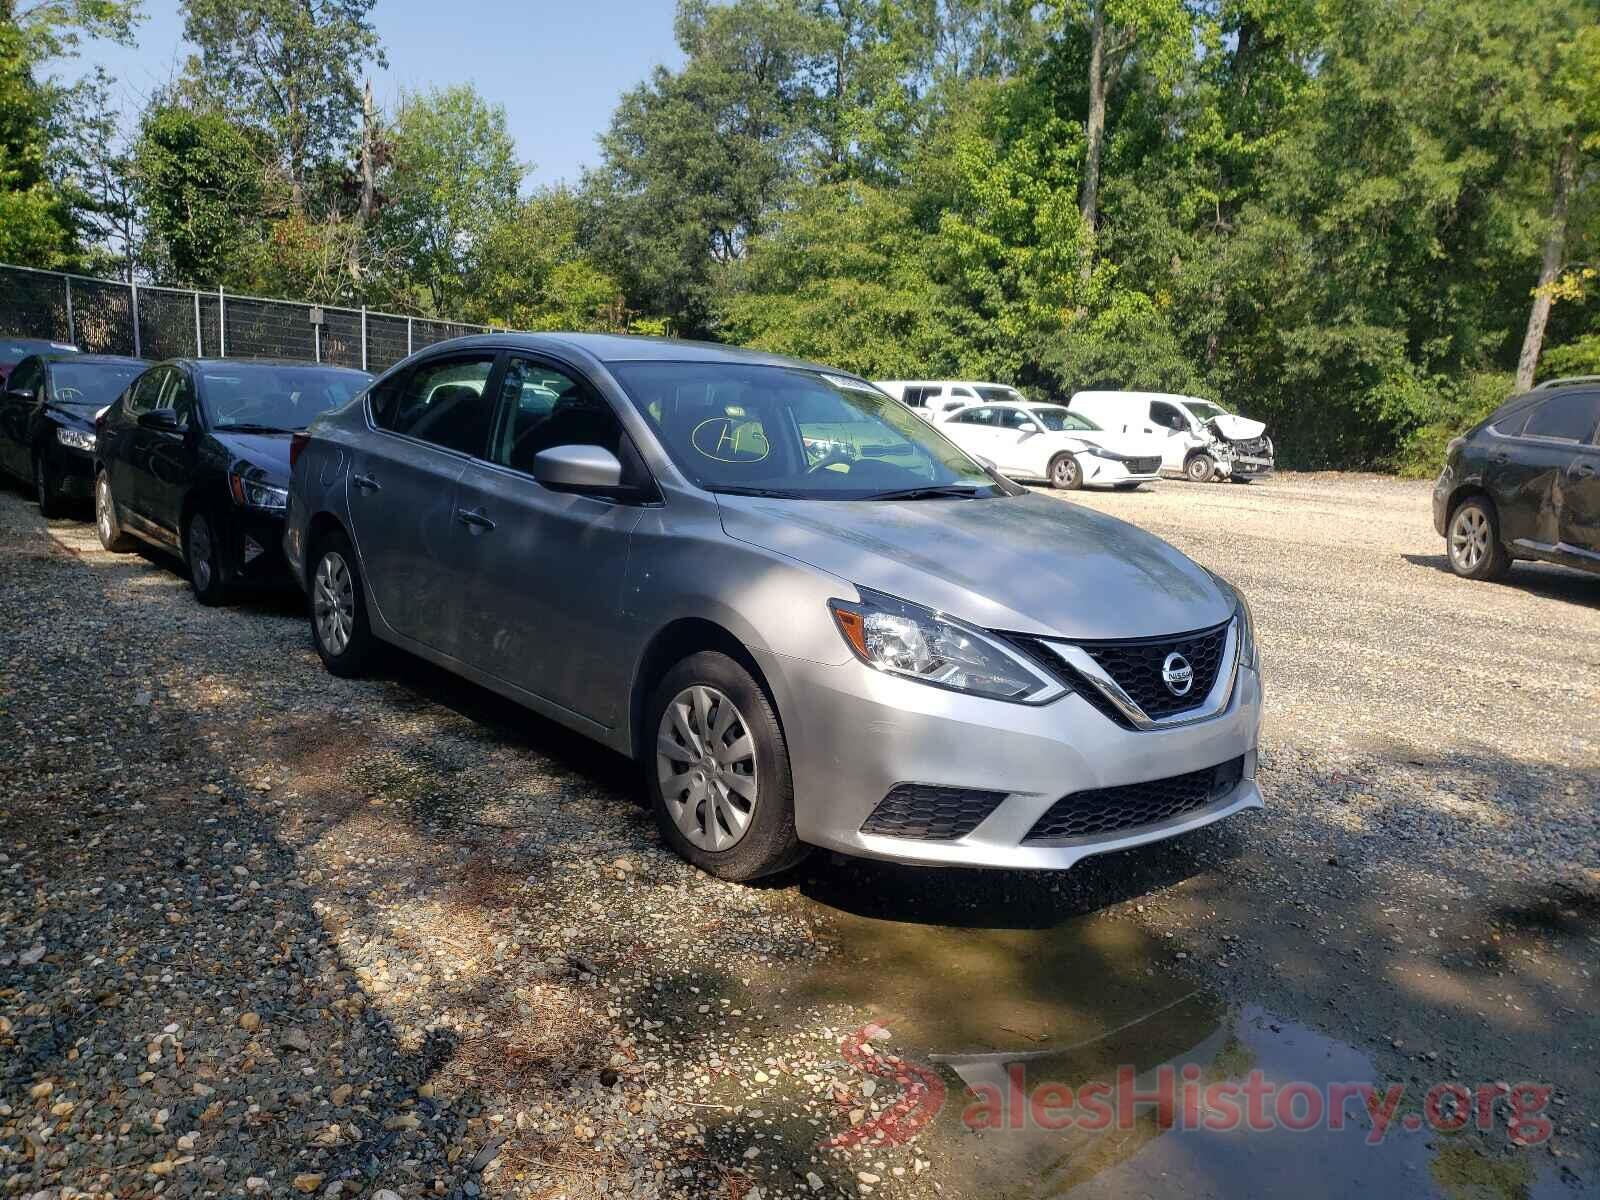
[284,334,1263,880]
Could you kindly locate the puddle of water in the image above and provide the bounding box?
[750,897,1587,1200]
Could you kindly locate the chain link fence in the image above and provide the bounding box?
[0,262,493,374]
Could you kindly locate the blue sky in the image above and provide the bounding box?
[59,0,686,188]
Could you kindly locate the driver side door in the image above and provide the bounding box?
[1147,400,1192,471]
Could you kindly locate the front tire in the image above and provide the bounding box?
[34,454,64,519]
[185,511,233,606]
[1447,497,1511,581]
[309,529,378,677]
[646,651,805,881]
[94,471,134,551]
[1048,454,1082,490]
[1185,453,1216,483]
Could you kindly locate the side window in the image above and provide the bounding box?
[165,370,195,430]
[1520,393,1600,443]
[952,406,995,426]
[950,387,975,400]
[127,369,167,416]
[7,357,43,396]
[488,357,625,473]
[1002,408,1035,429]
[903,386,927,408]
[1149,401,1185,432]
[373,355,497,456]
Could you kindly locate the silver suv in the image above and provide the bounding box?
[284,335,1264,880]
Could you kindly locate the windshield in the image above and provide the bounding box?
[1185,400,1229,421]
[1030,406,1100,433]
[976,385,1025,403]
[200,364,370,431]
[611,362,1009,500]
[48,361,143,406]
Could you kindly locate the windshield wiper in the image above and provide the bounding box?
[215,422,295,434]
[867,484,989,501]
[707,485,800,498]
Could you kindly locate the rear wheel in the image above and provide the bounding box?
[1048,454,1082,490]
[309,529,378,676]
[94,471,134,551]
[646,651,805,881]
[1447,497,1511,581]
[185,511,233,606]
[1185,453,1215,483]
[33,454,63,519]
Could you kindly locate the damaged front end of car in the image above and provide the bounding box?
[1203,415,1275,480]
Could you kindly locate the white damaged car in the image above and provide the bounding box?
[938,400,1167,490]
[1068,390,1275,483]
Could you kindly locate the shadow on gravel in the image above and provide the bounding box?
[1401,552,1600,604]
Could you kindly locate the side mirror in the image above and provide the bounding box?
[139,408,180,431]
[6,387,35,403]
[532,444,624,493]
[1018,421,1040,434]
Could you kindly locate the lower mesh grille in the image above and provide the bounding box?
[1127,456,1161,474]
[1022,757,1245,843]
[861,784,1009,840]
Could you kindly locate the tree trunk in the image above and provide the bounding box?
[359,79,376,223]
[1079,1,1107,286]
[1515,133,1579,391]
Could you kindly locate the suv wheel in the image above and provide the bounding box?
[1447,497,1511,581]
[34,454,63,519]
[1048,454,1082,490]
[309,529,378,676]
[94,471,134,551]
[1185,453,1216,483]
[186,511,233,606]
[646,651,806,881]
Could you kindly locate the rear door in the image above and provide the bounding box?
[347,351,500,650]
[1486,392,1599,554]
[444,354,647,724]
[1556,392,1600,563]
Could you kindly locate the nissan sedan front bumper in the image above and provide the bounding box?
[762,647,1264,869]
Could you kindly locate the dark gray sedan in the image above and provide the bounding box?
[284,334,1263,880]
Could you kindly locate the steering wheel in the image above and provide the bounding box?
[806,448,857,474]
[55,387,84,403]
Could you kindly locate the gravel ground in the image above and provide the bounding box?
[1,472,1595,1200]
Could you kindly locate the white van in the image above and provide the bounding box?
[1067,390,1275,482]
[874,380,1028,422]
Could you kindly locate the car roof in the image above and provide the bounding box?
[45,353,145,366]
[171,357,372,374]
[402,332,842,374]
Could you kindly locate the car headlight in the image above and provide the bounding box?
[1209,573,1257,670]
[228,473,288,512]
[56,427,96,452]
[829,589,1066,703]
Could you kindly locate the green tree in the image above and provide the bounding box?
[133,102,269,286]
[463,187,629,332]
[374,84,523,314]
[179,0,384,212]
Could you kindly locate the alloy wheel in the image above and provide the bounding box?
[314,551,356,655]
[1052,457,1078,488]
[96,477,114,543]
[1450,506,1489,572]
[656,685,759,851]
[188,516,214,592]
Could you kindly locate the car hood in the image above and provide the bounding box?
[47,401,102,430]
[716,491,1231,639]
[211,430,292,484]
[1207,413,1266,441]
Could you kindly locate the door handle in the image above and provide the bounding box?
[455,508,496,532]
[1570,461,1597,479]
[351,472,381,492]
[1491,452,1509,464]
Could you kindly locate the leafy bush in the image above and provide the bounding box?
[1392,371,1516,478]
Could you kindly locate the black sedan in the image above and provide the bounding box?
[95,358,371,604]
[1433,376,1600,580]
[0,353,147,516]
[0,335,78,386]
